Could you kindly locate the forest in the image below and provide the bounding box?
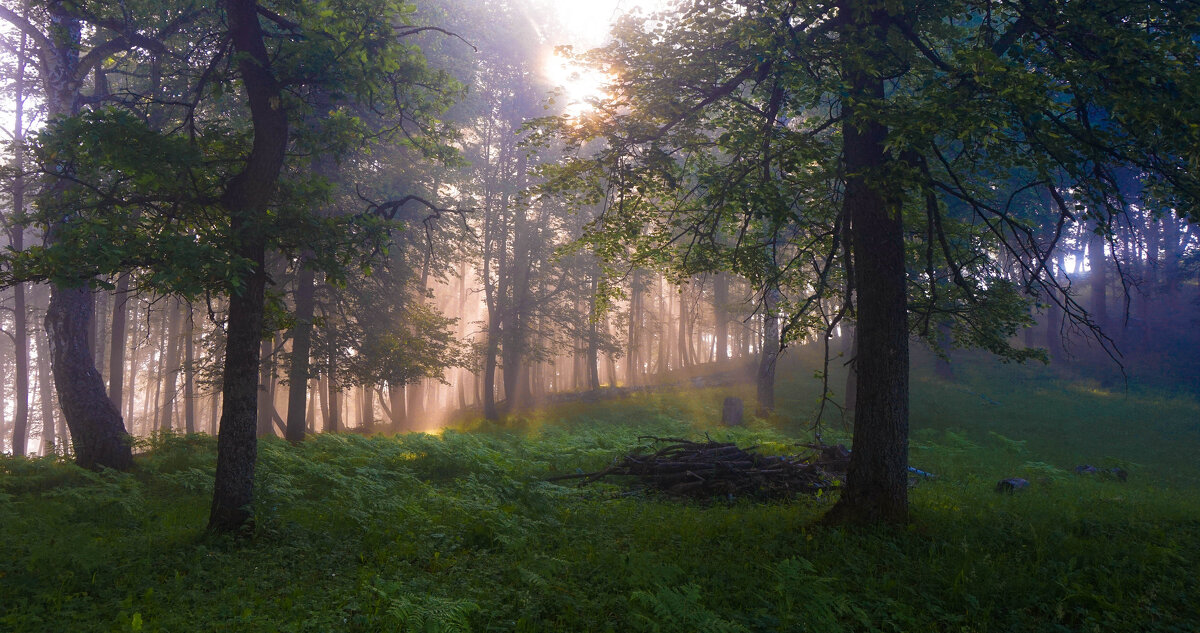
[0,0,1198,631]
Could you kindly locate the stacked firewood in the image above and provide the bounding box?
[549,437,837,499]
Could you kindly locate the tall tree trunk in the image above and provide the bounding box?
[93,290,109,380]
[183,306,196,434]
[657,279,670,375]
[46,287,133,469]
[934,322,954,381]
[159,299,184,432]
[0,338,9,454]
[406,380,425,425]
[147,310,167,430]
[713,272,729,364]
[676,287,689,369]
[256,338,274,437]
[626,270,642,385]
[306,379,318,433]
[125,301,142,428]
[587,274,601,391]
[1087,229,1108,329]
[756,287,781,416]
[824,2,909,525]
[35,327,57,455]
[387,382,406,429]
[9,27,30,457]
[359,385,373,431]
[107,275,130,411]
[324,315,339,433]
[842,322,857,424]
[482,315,501,420]
[39,1,133,470]
[1044,253,1063,359]
[318,375,330,425]
[285,265,315,442]
[210,0,290,533]
[11,261,30,458]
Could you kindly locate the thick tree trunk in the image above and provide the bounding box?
[46,287,134,469]
[93,290,109,380]
[36,1,133,470]
[406,380,424,425]
[209,0,289,533]
[824,1,909,525]
[285,265,315,442]
[209,261,267,531]
[387,382,406,429]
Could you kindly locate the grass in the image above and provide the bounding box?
[1,356,1197,632]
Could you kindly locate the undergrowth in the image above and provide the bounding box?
[1,363,1197,632]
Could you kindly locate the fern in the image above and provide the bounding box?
[372,584,478,633]
[629,584,749,633]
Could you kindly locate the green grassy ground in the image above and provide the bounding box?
[2,358,1197,632]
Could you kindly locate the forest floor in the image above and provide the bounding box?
[2,354,1198,632]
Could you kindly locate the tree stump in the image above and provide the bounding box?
[721,397,743,426]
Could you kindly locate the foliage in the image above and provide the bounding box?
[0,0,464,298]
[1,358,1198,632]
[533,0,1200,361]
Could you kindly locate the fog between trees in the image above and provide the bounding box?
[0,0,1197,529]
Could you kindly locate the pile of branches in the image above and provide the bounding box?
[548,437,837,500]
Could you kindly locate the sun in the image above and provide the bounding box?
[544,48,611,118]
[542,1,672,116]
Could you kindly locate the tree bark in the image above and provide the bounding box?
[46,287,134,469]
[285,265,315,442]
[9,27,30,457]
[35,325,57,455]
[37,0,134,470]
[713,272,729,364]
[209,0,289,533]
[387,382,406,429]
[626,269,642,386]
[824,1,909,525]
[107,274,131,411]
[183,306,196,434]
[159,299,184,432]
[256,337,274,437]
[756,286,781,416]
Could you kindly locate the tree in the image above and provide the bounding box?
[3,0,464,531]
[540,0,1200,524]
[0,0,194,469]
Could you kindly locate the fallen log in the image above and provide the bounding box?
[548,437,835,500]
